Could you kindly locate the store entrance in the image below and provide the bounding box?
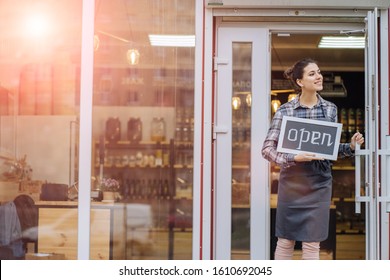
[270,32,366,259]
[213,10,381,260]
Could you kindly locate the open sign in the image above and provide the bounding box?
[277,116,342,160]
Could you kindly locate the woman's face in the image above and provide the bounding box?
[297,63,323,93]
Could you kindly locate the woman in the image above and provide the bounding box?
[262,58,364,260]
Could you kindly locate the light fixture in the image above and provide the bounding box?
[149,34,195,47]
[126,49,140,65]
[93,35,100,51]
[246,94,252,107]
[271,100,281,114]
[318,36,365,49]
[232,97,241,110]
[288,94,298,102]
[25,14,49,38]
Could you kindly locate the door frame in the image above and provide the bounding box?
[195,6,390,260]
[213,24,270,260]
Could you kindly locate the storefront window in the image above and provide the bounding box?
[92,0,195,259]
[0,0,81,260]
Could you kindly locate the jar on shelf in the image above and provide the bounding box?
[151,117,166,142]
[127,117,142,143]
[105,117,121,142]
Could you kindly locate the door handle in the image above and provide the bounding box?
[355,144,370,214]
[378,135,390,212]
[213,125,229,139]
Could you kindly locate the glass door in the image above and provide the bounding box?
[356,8,383,259]
[214,25,270,260]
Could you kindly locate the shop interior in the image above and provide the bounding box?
[228,31,365,260]
[270,32,366,259]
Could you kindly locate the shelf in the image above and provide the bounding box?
[271,165,355,171]
[101,140,171,149]
[232,165,250,169]
[332,166,355,171]
[232,204,250,209]
[96,164,171,169]
[332,197,356,202]
[174,164,193,169]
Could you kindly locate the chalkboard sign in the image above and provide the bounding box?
[276,116,342,160]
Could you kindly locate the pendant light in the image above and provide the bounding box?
[126,49,140,65]
[124,0,140,65]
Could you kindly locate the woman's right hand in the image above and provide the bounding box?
[294,153,324,162]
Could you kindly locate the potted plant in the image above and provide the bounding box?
[100,178,120,201]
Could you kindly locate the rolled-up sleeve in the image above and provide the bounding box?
[338,143,354,157]
[261,110,296,168]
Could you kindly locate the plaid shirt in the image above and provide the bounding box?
[261,94,354,168]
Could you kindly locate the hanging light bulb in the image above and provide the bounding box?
[232,96,241,110]
[271,99,281,114]
[246,93,252,107]
[288,93,298,102]
[93,34,100,51]
[126,48,140,65]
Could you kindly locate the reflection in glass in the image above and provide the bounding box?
[231,42,252,259]
[93,1,195,259]
[126,49,140,65]
[232,96,242,110]
[0,0,82,259]
[287,93,298,102]
[271,99,281,114]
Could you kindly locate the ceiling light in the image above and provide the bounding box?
[126,49,140,65]
[149,35,195,47]
[271,100,281,114]
[93,35,100,51]
[232,97,241,110]
[318,36,365,49]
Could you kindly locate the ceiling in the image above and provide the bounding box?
[271,34,365,72]
[0,1,365,73]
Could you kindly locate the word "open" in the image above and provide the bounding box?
[277,116,342,160]
[287,128,333,150]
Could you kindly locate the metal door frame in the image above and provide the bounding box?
[213,24,270,259]
[195,6,390,260]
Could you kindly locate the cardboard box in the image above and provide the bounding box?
[25,253,66,260]
[20,180,42,194]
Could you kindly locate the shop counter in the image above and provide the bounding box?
[35,201,126,260]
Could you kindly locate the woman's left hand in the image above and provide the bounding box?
[350,132,365,150]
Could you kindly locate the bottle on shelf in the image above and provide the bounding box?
[356,108,365,134]
[163,179,170,199]
[339,108,348,142]
[140,179,147,199]
[123,179,130,200]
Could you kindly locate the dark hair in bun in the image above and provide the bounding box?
[284,58,318,89]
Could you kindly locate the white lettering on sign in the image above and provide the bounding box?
[287,128,334,150]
